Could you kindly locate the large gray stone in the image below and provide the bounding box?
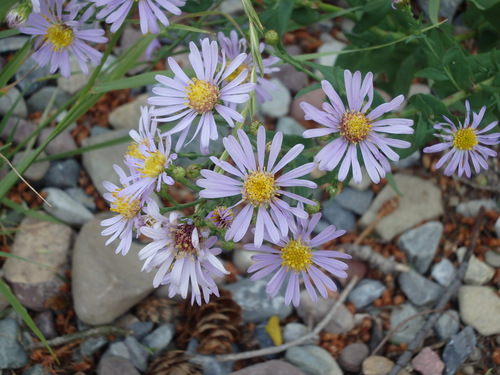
[359,174,444,242]
[224,277,293,323]
[228,360,306,375]
[321,200,356,232]
[72,213,155,325]
[458,286,500,336]
[108,94,148,131]
[0,87,27,118]
[0,319,29,369]
[15,58,50,96]
[333,187,374,216]
[81,129,131,197]
[389,303,425,344]
[398,221,443,274]
[398,270,444,307]
[42,187,94,226]
[285,345,343,375]
[27,86,70,113]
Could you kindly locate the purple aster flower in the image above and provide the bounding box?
[218,30,280,103]
[206,206,233,229]
[148,38,256,155]
[197,126,317,248]
[120,106,177,201]
[101,164,147,256]
[300,70,414,184]
[19,0,107,78]
[423,100,500,177]
[91,0,185,34]
[245,203,351,306]
[139,213,229,304]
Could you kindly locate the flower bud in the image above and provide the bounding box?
[6,1,32,28]
[305,199,321,214]
[265,30,279,46]
[186,164,201,179]
[172,166,185,180]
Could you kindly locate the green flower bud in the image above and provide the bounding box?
[265,30,280,46]
[6,1,32,28]
[326,182,341,198]
[222,240,235,251]
[186,164,201,179]
[249,120,263,136]
[172,166,185,180]
[305,199,321,214]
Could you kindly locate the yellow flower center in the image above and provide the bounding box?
[44,24,74,52]
[110,190,141,219]
[281,239,313,272]
[243,170,278,206]
[453,128,478,150]
[340,111,372,144]
[141,150,166,177]
[224,62,248,83]
[185,78,220,114]
[126,141,146,161]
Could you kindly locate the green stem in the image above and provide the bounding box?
[160,198,205,214]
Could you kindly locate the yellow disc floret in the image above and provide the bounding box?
[340,111,372,144]
[185,78,220,114]
[44,24,74,52]
[141,150,166,177]
[453,128,478,150]
[243,170,277,206]
[110,190,141,219]
[224,62,248,83]
[280,239,313,272]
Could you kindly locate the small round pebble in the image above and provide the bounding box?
[338,342,369,372]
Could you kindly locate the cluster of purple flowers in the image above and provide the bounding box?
[16,2,499,308]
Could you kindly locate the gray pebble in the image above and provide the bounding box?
[41,159,81,188]
[431,258,456,287]
[42,187,94,226]
[189,354,235,375]
[285,345,343,375]
[276,117,306,136]
[321,200,356,232]
[484,250,500,268]
[27,86,70,114]
[282,323,311,344]
[65,187,96,212]
[398,270,444,307]
[334,187,374,216]
[0,319,29,369]
[456,199,498,217]
[142,324,175,355]
[22,364,45,375]
[33,311,57,340]
[347,279,386,309]
[0,36,30,53]
[0,87,28,118]
[128,321,154,341]
[338,342,369,373]
[435,310,460,341]
[97,356,140,375]
[15,58,50,96]
[442,326,476,375]
[81,335,108,358]
[105,337,149,372]
[389,303,426,344]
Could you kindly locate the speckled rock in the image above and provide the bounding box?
[360,174,444,242]
[97,356,140,375]
[72,213,154,325]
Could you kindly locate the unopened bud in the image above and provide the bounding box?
[222,240,235,251]
[172,166,185,180]
[305,199,321,214]
[186,164,201,179]
[249,120,262,136]
[326,181,341,198]
[265,30,279,46]
[6,1,32,28]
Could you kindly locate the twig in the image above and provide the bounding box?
[0,153,51,207]
[216,276,359,362]
[25,326,133,351]
[387,206,486,375]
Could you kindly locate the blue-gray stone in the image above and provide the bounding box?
[442,326,476,375]
[285,345,343,375]
[333,187,374,215]
[128,321,154,341]
[189,354,235,375]
[91,126,111,137]
[431,258,456,287]
[27,86,71,114]
[347,279,386,309]
[41,159,82,189]
[398,270,444,306]
[224,277,293,324]
[105,337,150,372]
[42,187,94,226]
[0,86,27,118]
[15,58,51,96]
[312,219,330,234]
[392,150,421,169]
[186,337,199,353]
[255,324,278,359]
[276,117,305,136]
[456,199,498,217]
[142,324,175,354]
[398,221,443,274]
[485,250,500,268]
[97,356,140,375]
[282,323,310,344]
[65,187,96,212]
[389,303,426,344]
[435,310,460,341]
[80,335,108,357]
[0,36,30,53]
[22,364,45,375]
[321,200,356,232]
[0,319,29,369]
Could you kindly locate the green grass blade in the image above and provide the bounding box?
[0,198,64,224]
[0,40,31,89]
[0,279,57,360]
[0,251,51,268]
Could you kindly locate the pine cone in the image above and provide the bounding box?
[146,350,201,375]
[177,289,242,355]
[135,296,178,324]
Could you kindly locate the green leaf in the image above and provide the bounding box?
[168,23,212,34]
[294,82,322,99]
[260,0,294,37]
[408,93,451,119]
[0,41,31,89]
[0,29,20,39]
[182,0,214,12]
[0,198,64,224]
[429,0,441,24]
[415,67,449,81]
[385,173,403,196]
[0,251,51,268]
[352,0,390,34]
[469,0,500,10]
[0,279,57,360]
[93,70,173,93]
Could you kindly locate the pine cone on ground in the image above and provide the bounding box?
[177,289,242,354]
[135,296,178,324]
[146,350,201,375]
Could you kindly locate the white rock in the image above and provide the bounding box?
[315,38,347,71]
[459,286,500,336]
[456,247,495,285]
[495,217,500,238]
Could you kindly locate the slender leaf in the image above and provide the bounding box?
[0,251,51,268]
[385,173,403,196]
[429,0,441,24]
[1,198,64,224]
